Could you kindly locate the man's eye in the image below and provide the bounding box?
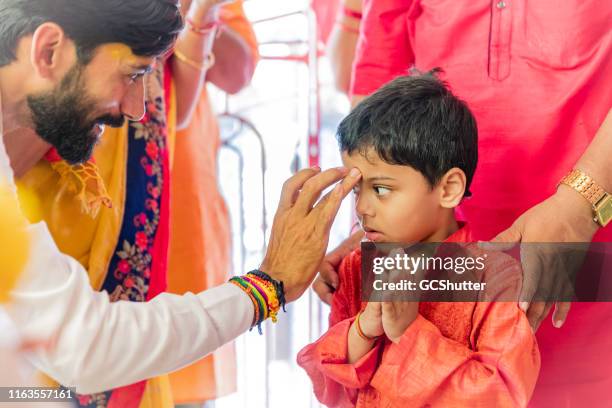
[373,186,391,196]
[128,73,145,82]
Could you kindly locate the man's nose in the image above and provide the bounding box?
[121,79,146,121]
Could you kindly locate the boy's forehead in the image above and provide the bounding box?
[342,149,419,182]
[342,149,384,168]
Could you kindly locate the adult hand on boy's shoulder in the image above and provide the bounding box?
[486,185,599,332]
[313,230,365,304]
[381,301,419,343]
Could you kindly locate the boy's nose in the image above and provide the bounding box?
[355,195,374,218]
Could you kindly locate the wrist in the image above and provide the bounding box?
[558,167,612,230]
[575,161,612,193]
[356,311,382,339]
[187,3,220,26]
[554,185,600,237]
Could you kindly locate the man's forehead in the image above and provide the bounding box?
[96,43,155,70]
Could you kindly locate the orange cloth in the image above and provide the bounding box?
[166,1,258,403]
[298,225,540,407]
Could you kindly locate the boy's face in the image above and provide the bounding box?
[342,149,447,243]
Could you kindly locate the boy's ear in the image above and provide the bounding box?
[438,168,467,209]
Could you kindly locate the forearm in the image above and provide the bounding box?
[207,27,256,94]
[8,223,253,393]
[575,108,612,190]
[327,0,362,95]
[552,108,612,236]
[173,8,218,130]
[347,321,377,364]
[297,318,380,393]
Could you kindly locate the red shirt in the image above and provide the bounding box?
[298,224,540,407]
[351,1,612,405]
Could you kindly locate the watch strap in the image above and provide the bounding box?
[560,169,607,206]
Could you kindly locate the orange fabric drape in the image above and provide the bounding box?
[166,1,258,403]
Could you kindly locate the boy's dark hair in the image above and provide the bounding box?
[0,0,183,67]
[338,69,478,197]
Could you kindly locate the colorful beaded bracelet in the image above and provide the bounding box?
[229,270,286,334]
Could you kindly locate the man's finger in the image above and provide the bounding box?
[278,167,321,211]
[312,276,334,305]
[533,302,554,332]
[552,280,573,329]
[526,301,546,331]
[533,251,556,305]
[292,167,350,215]
[552,301,571,328]
[518,246,543,311]
[319,261,340,290]
[313,168,362,228]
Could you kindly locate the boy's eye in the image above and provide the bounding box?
[352,186,361,195]
[373,186,391,196]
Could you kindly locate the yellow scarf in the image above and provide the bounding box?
[16,69,176,408]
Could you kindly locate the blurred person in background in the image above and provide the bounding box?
[326,0,362,96]
[167,0,258,407]
[315,1,612,406]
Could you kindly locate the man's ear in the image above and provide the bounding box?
[438,168,467,208]
[29,22,74,81]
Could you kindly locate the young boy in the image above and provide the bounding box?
[297,72,539,407]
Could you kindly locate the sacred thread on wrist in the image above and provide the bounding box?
[229,270,286,334]
[355,311,379,341]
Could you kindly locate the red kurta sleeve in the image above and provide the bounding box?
[297,250,381,407]
[351,0,415,96]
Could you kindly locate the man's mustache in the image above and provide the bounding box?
[96,114,125,128]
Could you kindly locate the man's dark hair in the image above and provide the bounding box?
[338,69,478,197]
[0,0,183,67]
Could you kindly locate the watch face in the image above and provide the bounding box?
[595,195,612,227]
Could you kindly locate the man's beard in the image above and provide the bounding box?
[26,64,125,165]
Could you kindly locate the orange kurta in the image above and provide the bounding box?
[298,225,540,407]
[166,1,258,403]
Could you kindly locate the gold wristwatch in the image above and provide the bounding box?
[560,169,612,227]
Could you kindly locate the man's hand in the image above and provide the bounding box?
[313,229,365,305]
[487,184,599,331]
[260,167,362,302]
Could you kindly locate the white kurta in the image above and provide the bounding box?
[0,95,254,394]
